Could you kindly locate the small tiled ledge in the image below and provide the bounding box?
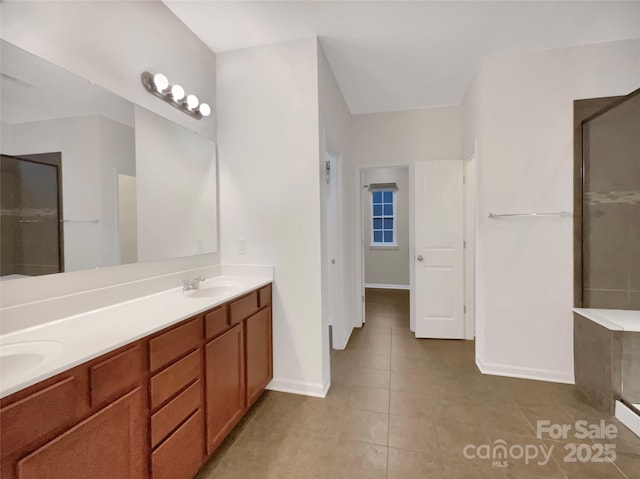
[573,308,640,415]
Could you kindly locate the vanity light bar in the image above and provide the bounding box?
[140,71,211,120]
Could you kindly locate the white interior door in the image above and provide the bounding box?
[414,160,464,339]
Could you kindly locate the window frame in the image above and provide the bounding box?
[370,189,398,248]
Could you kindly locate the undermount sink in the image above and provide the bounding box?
[0,340,64,383]
[186,284,241,298]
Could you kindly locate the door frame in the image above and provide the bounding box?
[325,150,339,344]
[355,163,415,332]
[463,149,477,340]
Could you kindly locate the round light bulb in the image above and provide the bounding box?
[171,84,185,100]
[186,94,199,110]
[199,103,211,117]
[152,73,169,92]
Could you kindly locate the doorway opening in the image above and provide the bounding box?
[359,166,411,332]
[355,160,472,341]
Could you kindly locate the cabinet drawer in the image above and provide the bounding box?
[90,345,142,408]
[258,284,272,308]
[151,409,204,479]
[150,350,200,409]
[151,380,201,448]
[229,291,258,325]
[204,305,229,340]
[149,318,202,373]
[1,376,81,459]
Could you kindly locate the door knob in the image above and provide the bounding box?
[417,255,423,261]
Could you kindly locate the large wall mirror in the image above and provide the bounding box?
[0,40,217,280]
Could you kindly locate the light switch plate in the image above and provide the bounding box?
[237,238,246,255]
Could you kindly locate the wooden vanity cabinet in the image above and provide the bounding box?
[204,286,272,453]
[0,343,147,479]
[1,282,273,479]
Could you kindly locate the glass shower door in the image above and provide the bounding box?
[0,154,63,278]
[581,89,640,310]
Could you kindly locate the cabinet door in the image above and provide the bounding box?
[16,387,146,479]
[151,409,204,479]
[245,307,273,407]
[205,323,245,454]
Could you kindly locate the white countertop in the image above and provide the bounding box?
[574,308,640,333]
[0,275,272,399]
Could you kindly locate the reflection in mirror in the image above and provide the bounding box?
[1,40,135,278]
[135,106,217,262]
[0,40,217,281]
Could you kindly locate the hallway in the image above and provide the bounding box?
[198,289,639,478]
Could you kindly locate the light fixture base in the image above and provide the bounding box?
[140,71,204,120]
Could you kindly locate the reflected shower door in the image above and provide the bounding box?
[0,153,63,277]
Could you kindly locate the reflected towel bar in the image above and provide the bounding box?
[488,211,571,219]
[62,219,100,223]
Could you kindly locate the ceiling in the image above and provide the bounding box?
[165,1,640,115]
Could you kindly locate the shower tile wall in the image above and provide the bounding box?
[622,332,640,405]
[582,92,640,309]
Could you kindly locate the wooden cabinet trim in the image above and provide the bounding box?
[151,380,201,449]
[258,284,272,308]
[150,350,200,410]
[204,305,229,340]
[151,409,204,479]
[1,376,83,464]
[149,317,202,373]
[229,291,258,325]
[89,345,143,409]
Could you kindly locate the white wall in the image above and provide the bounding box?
[362,167,410,287]
[0,1,220,307]
[318,42,356,353]
[465,38,640,383]
[349,106,462,167]
[99,116,136,268]
[217,38,328,396]
[135,107,217,262]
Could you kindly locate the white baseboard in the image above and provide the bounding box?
[476,356,575,385]
[333,325,354,350]
[365,283,410,290]
[615,401,640,438]
[266,374,331,398]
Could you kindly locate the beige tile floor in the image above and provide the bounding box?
[197,289,640,478]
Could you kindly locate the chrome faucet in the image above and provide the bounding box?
[183,276,205,291]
